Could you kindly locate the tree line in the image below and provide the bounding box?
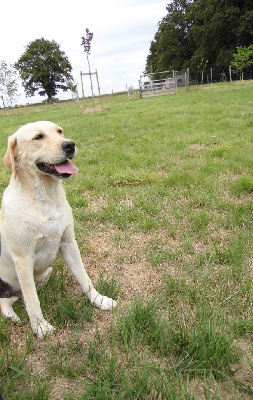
[145,0,253,78]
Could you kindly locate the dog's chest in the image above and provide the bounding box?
[35,207,67,244]
[33,209,68,270]
[2,183,72,268]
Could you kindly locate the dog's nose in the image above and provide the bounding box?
[62,141,76,157]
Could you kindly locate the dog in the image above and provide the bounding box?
[0,121,117,338]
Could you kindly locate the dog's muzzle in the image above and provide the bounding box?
[62,141,76,159]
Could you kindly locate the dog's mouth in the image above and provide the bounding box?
[36,160,78,179]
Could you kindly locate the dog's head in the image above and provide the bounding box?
[4,121,78,179]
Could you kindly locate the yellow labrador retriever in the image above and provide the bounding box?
[0,121,117,338]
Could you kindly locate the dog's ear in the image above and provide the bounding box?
[3,135,18,179]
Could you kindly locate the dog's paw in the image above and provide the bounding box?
[0,299,21,323]
[31,318,55,339]
[90,289,117,310]
[3,309,21,323]
[7,312,21,323]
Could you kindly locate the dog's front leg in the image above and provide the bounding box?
[13,255,55,338]
[60,227,117,310]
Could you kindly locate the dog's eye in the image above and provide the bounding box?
[57,129,63,135]
[33,134,44,140]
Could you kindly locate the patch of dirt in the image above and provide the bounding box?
[234,339,253,383]
[83,107,103,114]
[48,377,80,400]
[85,228,165,303]
[188,143,208,153]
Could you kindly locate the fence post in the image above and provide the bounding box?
[95,69,102,108]
[139,77,143,98]
[185,68,189,91]
[80,71,85,110]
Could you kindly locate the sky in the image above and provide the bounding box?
[0,0,167,104]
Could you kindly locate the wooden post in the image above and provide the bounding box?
[95,69,102,108]
[86,55,95,110]
[211,68,212,84]
[80,71,85,110]
[81,70,104,110]
[185,69,189,92]
[186,68,189,91]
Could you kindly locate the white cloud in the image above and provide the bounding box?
[0,0,166,103]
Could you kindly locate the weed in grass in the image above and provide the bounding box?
[16,384,51,400]
[83,339,120,400]
[0,347,36,398]
[146,239,178,267]
[121,364,198,400]
[233,317,253,338]
[96,271,121,300]
[83,323,229,399]
[211,142,231,158]
[2,379,50,400]
[116,255,126,265]
[190,209,210,235]
[117,297,170,353]
[172,307,239,379]
[164,171,195,189]
[48,336,87,379]
[231,175,253,196]
[117,298,239,380]
[85,336,198,399]
[109,167,158,187]
[98,199,159,231]
[116,298,181,358]
[214,232,249,278]
[202,373,222,400]
[54,293,93,328]
[0,318,11,344]
[164,275,199,306]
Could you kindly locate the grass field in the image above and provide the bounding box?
[0,81,252,399]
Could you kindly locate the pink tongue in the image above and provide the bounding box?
[55,161,78,175]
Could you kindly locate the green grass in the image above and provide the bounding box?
[0,82,252,399]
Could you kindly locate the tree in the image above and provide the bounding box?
[67,80,79,101]
[145,0,253,75]
[15,38,73,102]
[231,45,253,79]
[188,0,253,71]
[146,0,192,73]
[0,60,19,107]
[81,28,95,106]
